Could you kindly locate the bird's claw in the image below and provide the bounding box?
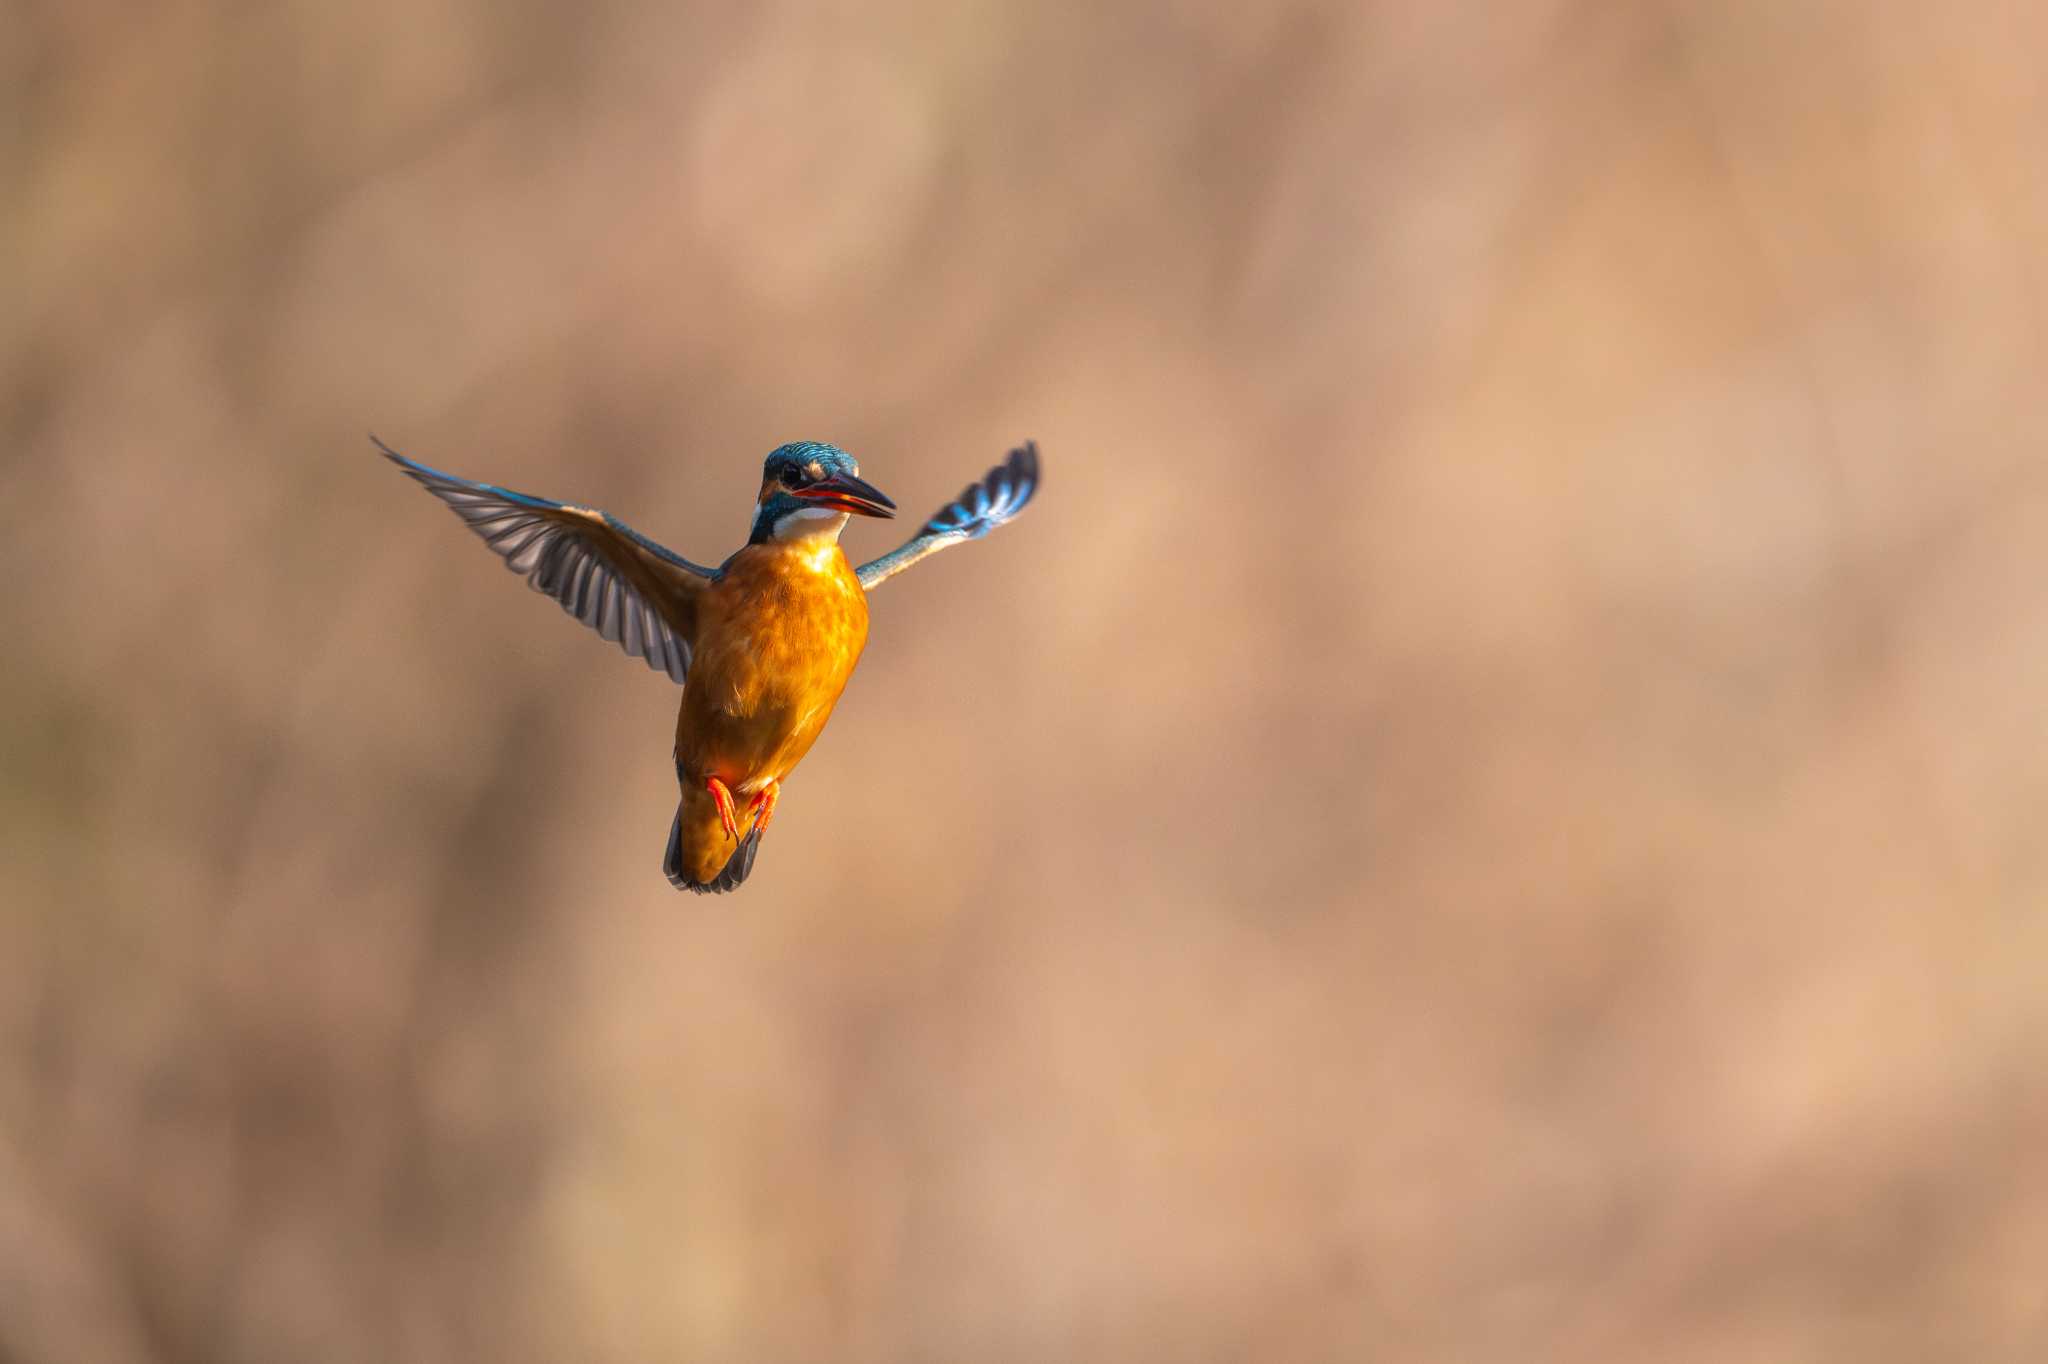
[746,781,781,840]
[706,776,741,842]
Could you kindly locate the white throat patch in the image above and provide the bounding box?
[772,505,850,543]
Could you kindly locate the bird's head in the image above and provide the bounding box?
[750,441,897,545]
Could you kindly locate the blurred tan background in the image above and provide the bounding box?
[7,2,2048,1360]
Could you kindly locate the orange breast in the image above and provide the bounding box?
[674,540,870,794]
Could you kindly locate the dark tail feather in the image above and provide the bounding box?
[664,805,763,894]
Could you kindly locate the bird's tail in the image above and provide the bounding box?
[664,782,763,894]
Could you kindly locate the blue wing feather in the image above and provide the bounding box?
[375,435,711,684]
[857,441,1041,589]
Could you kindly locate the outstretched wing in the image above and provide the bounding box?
[856,441,1041,590]
[376,436,711,684]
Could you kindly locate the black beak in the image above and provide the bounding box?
[795,472,896,519]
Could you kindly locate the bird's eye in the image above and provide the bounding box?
[785,465,810,486]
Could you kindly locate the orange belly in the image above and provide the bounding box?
[670,539,868,882]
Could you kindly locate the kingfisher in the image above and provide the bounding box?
[377,435,1040,893]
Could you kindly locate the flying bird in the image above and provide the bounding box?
[378,435,1040,892]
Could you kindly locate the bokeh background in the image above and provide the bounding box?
[8,2,2048,1360]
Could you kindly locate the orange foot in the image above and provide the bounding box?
[746,781,781,839]
[705,776,741,842]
